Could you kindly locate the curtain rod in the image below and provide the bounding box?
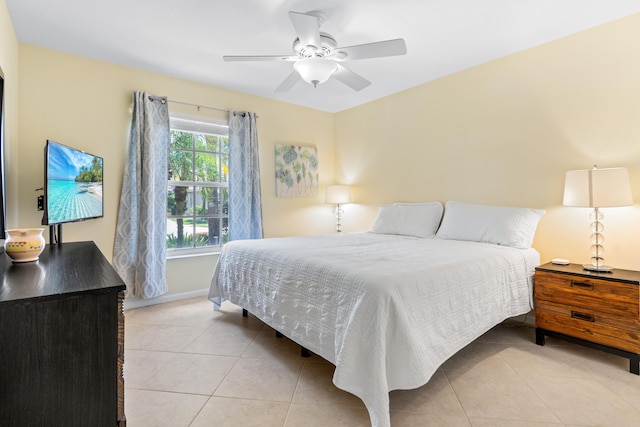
[147,95,256,118]
[147,95,230,114]
[168,99,231,114]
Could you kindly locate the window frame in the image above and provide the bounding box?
[166,113,229,257]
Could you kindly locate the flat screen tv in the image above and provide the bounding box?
[43,140,103,226]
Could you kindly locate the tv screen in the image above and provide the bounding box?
[44,140,104,225]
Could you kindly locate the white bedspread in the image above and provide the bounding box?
[209,232,539,427]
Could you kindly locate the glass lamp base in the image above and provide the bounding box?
[582,263,613,272]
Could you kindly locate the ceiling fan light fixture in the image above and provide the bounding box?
[294,57,338,88]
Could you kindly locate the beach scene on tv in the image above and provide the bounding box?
[46,142,103,224]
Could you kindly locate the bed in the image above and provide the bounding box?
[209,201,544,427]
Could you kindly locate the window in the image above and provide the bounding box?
[167,114,229,254]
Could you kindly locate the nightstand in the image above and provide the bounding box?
[534,262,640,375]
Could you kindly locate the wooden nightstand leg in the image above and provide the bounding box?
[535,328,546,346]
[630,355,639,375]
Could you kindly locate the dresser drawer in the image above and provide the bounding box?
[535,271,640,318]
[536,300,640,353]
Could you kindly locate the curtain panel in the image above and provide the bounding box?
[228,112,263,241]
[113,92,170,299]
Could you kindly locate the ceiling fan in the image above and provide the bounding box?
[223,11,407,92]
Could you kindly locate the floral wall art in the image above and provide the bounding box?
[275,144,319,197]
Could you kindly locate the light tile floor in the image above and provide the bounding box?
[124,297,640,426]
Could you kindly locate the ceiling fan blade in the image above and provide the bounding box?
[223,55,297,62]
[275,70,302,93]
[289,11,322,49]
[332,64,371,91]
[336,38,407,61]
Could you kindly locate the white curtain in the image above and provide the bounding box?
[113,92,170,299]
[228,112,263,241]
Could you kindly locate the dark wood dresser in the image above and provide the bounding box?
[534,262,640,374]
[0,241,126,426]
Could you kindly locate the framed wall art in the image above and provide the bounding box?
[275,144,319,197]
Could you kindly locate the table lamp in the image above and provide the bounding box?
[563,165,633,272]
[325,185,351,233]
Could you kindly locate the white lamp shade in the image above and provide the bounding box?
[326,185,351,204]
[563,167,633,208]
[294,57,338,87]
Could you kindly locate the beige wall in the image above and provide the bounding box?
[16,44,335,298]
[336,14,640,271]
[5,4,640,302]
[0,0,19,230]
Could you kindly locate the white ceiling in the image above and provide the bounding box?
[6,1,640,113]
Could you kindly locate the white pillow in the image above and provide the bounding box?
[370,202,443,238]
[435,201,544,248]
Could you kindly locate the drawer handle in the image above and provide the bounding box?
[571,281,594,290]
[571,311,595,322]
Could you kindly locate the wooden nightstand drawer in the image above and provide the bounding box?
[535,270,639,318]
[536,301,640,353]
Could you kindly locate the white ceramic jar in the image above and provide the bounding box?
[4,228,46,263]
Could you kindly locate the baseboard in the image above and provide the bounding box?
[123,288,209,310]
